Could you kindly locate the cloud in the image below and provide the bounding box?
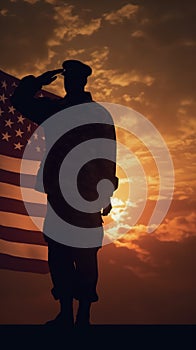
[89,46,110,69]
[23,0,39,4]
[122,91,152,108]
[0,8,8,16]
[114,207,196,252]
[86,45,155,102]
[180,99,194,106]
[154,212,196,242]
[104,4,139,24]
[65,48,85,57]
[53,5,102,41]
[107,71,155,87]
[131,30,145,38]
[0,1,102,76]
[0,0,57,75]
[97,73,150,98]
[181,40,196,47]
[44,0,57,4]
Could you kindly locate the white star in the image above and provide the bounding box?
[36,146,41,152]
[12,82,18,87]
[2,132,11,142]
[0,93,8,104]
[14,142,23,150]
[33,132,38,140]
[8,106,16,114]
[5,119,14,128]
[39,93,44,97]
[17,115,25,124]
[27,124,31,132]
[0,108,4,116]
[41,135,45,140]
[27,139,31,145]
[1,81,7,90]
[15,128,24,138]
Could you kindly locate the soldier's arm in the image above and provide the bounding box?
[99,123,119,216]
[11,69,63,124]
[103,123,118,189]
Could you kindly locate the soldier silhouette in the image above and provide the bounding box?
[11,60,118,328]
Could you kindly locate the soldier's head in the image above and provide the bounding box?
[62,60,92,93]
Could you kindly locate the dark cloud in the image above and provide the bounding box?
[0,0,56,74]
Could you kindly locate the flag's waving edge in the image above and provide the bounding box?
[0,70,60,274]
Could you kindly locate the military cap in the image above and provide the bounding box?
[62,60,92,77]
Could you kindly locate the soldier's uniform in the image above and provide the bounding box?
[11,61,118,305]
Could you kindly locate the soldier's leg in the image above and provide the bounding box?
[47,239,75,299]
[46,239,75,326]
[74,247,100,326]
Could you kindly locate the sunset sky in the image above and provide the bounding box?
[0,0,195,324]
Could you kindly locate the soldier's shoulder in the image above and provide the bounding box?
[94,102,114,124]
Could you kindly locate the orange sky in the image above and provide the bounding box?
[0,0,195,324]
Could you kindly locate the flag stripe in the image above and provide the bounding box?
[0,238,47,260]
[0,225,47,246]
[0,168,36,188]
[0,154,40,175]
[0,182,47,204]
[0,253,49,274]
[0,197,46,217]
[0,211,44,231]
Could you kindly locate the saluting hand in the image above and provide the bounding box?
[36,69,63,86]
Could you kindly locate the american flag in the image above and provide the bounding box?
[0,70,59,274]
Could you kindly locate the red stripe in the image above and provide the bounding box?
[0,253,49,274]
[0,197,46,217]
[0,225,47,246]
[0,169,36,188]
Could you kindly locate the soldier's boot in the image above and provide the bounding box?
[45,296,74,328]
[75,299,91,328]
